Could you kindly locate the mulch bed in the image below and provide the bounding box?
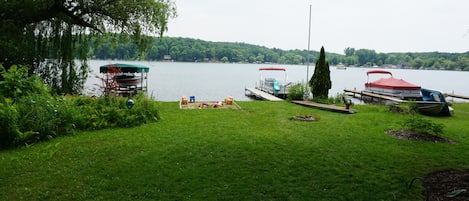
[385,129,455,144]
[385,130,468,200]
[423,169,469,201]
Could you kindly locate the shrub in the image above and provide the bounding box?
[65,94,159,130]
[0,64,49,101]
[0,64,160,148]
[287,83,306,101]
[402,116,444,136]
[14,94,75,145]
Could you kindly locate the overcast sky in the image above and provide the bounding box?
[165,0,469,54]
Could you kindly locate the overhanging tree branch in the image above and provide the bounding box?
[1,0,177,94]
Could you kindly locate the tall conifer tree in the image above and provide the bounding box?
[309,46,331,100]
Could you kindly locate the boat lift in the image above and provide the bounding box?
[99,63,149,97]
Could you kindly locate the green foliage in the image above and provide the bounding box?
[0,98,18,147]
[1,94,160,148]
[391,101,445,136]
[91,35,317,64]
[59,94,160,131]
[287,83,306,101]
[1,0,177,94]
[309,46,332,100]
[308,93,345,104]
[15,95,71,144]
[355,49,377,66]
[0,64,49,101]
[85,35,469,71]
[402,116,444,136]
[0,65,160,148]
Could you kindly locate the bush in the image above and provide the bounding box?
[0,64,49,101]
[402,116,444,136]
[15,95,75,143]
[0,64,56,147]
[0,64,160,148]
[1,94,160,148]
[287,83,306,101]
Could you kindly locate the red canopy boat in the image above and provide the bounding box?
[365,70,421,99]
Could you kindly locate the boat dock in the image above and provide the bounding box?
[445,93,469,100]
[245,88,283,101]
[345,89,469,102]
[291,100,357,114]
[344,89,404,103]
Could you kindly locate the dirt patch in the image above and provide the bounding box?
[291,115,318,121]
[385,129,455,144]
[386,130,466,200]
[423,169,469,201]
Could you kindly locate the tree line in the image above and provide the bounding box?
[87,34,469,71]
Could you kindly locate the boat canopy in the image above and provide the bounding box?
[366,77,421,90]
[366,70,392,76]
[100,63,150,73]
[259,67,286,71]
[421,88,447,102]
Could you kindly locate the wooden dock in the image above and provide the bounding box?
[345,89,469,102]
[245,88,284,101]
[344,89,404,103]
[445,93,469,100]
[291,100,357,114]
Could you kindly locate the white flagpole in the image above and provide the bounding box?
[305,4,312,99]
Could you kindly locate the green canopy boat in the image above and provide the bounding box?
[100,63,149,73]
[99,63,150,96]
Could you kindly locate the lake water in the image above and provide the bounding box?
[85,60,469,102]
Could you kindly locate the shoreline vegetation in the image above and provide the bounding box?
[1,101,468,200]
[87,35,469,71]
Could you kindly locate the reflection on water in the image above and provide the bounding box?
[86,60,469,102]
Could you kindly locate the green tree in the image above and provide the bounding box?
[309,46,331,100]
[409,57,424,68]
[344,56,358,66]
[344,47,355,57]
[255,53,265,63]
[385,54,398,65]
[355,49,377,66]
[221,57,229,63]
[1,0,176,94]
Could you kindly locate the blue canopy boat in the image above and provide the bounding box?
[418,88,453,116]
[255,67,292,99]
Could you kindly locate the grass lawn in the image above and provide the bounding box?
[1,101,468,200]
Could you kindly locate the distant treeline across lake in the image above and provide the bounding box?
[83,35,469,71]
